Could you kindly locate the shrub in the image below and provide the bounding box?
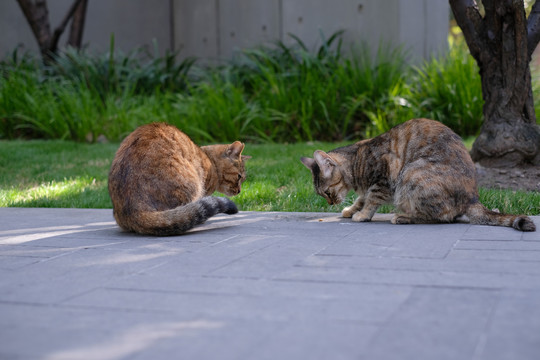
[209,34,413,142]
[410,43,484,136]
[0,33,515,143]
[47,39,196,96]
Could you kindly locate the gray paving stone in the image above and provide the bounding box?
[477,290,540,360]
[0,254,41,270]
[447,248,540,262]
[0,208,539,360]
[461,224,535,241]
[126,319,281,360]
[454,239,540,250]
[249,320,380,360]
[0,302,220,359]
[106,272,412,317]
[299,254,540,275]
[320,224,463,259]
[276,262,540,289]
[364,287,498,360]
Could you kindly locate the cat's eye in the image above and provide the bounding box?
[238,174,242,180]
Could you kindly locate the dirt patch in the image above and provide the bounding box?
[475,164,540,192]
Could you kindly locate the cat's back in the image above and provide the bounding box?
[113,122,198,165]
[108,122,244,235]
[382,117,459,144]
[393,118,469,164]
[368,118,468,163]
[109,122,207,213]
[351,118,473,184]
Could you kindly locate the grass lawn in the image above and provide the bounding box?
[1,140,539,215]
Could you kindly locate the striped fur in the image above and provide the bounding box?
[129,196,238,236]
[301,118,535,232]
[108,123,250,236]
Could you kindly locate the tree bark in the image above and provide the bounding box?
[67,0,88,48]
[49,0,86,54]
[16,0,87,62]
[450,0,540,167]
[16,0,52,61]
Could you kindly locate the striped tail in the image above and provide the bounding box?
[130,196,238,236]
[466,202,536,232]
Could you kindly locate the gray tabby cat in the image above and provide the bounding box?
[301,118,535,231]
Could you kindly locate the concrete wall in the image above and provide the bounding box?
[0,0,171,56]
[174,0,449,62]
[0,0,448,62]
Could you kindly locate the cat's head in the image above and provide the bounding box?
[301,150,348,205]
[214,141,251,196]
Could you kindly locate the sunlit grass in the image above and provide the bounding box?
[0,140,538,215]
[1,177,110,208]
[0,140,115,208]
[227,142,350,212]
[462,136,475,150]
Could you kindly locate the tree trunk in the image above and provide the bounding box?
[67,0,88,48]
[16,0,88,63]
[49,0,87,54]
[16,0,52,61]
[450,0,540,167]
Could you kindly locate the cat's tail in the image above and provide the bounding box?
[132,196,238,236]
[465,202,536,232]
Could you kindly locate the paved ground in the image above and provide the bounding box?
[0,207,539,360]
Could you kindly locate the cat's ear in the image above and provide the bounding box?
[300,157,315,170]
[226,141,245,159]
[313,150,336,177]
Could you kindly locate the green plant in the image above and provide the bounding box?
[0,70,100,140]
[220,34,413,141]
[0,140,114,208]
[479,187,540,215]
[341,48,415,138]
[411,42,484,136]
[172,78,270,143]
[48,37,196,97]
[1,140,538,215]
[3,31,535,143]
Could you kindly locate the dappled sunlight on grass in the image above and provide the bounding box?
[1,140,538,215]
[0,177,111,208]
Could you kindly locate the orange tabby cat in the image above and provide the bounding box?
[108,122,250,236]
[301,118,536,231]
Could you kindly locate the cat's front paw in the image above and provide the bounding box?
[391,214,413,224]
[352,212,371,222]
[342,206,356,218]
